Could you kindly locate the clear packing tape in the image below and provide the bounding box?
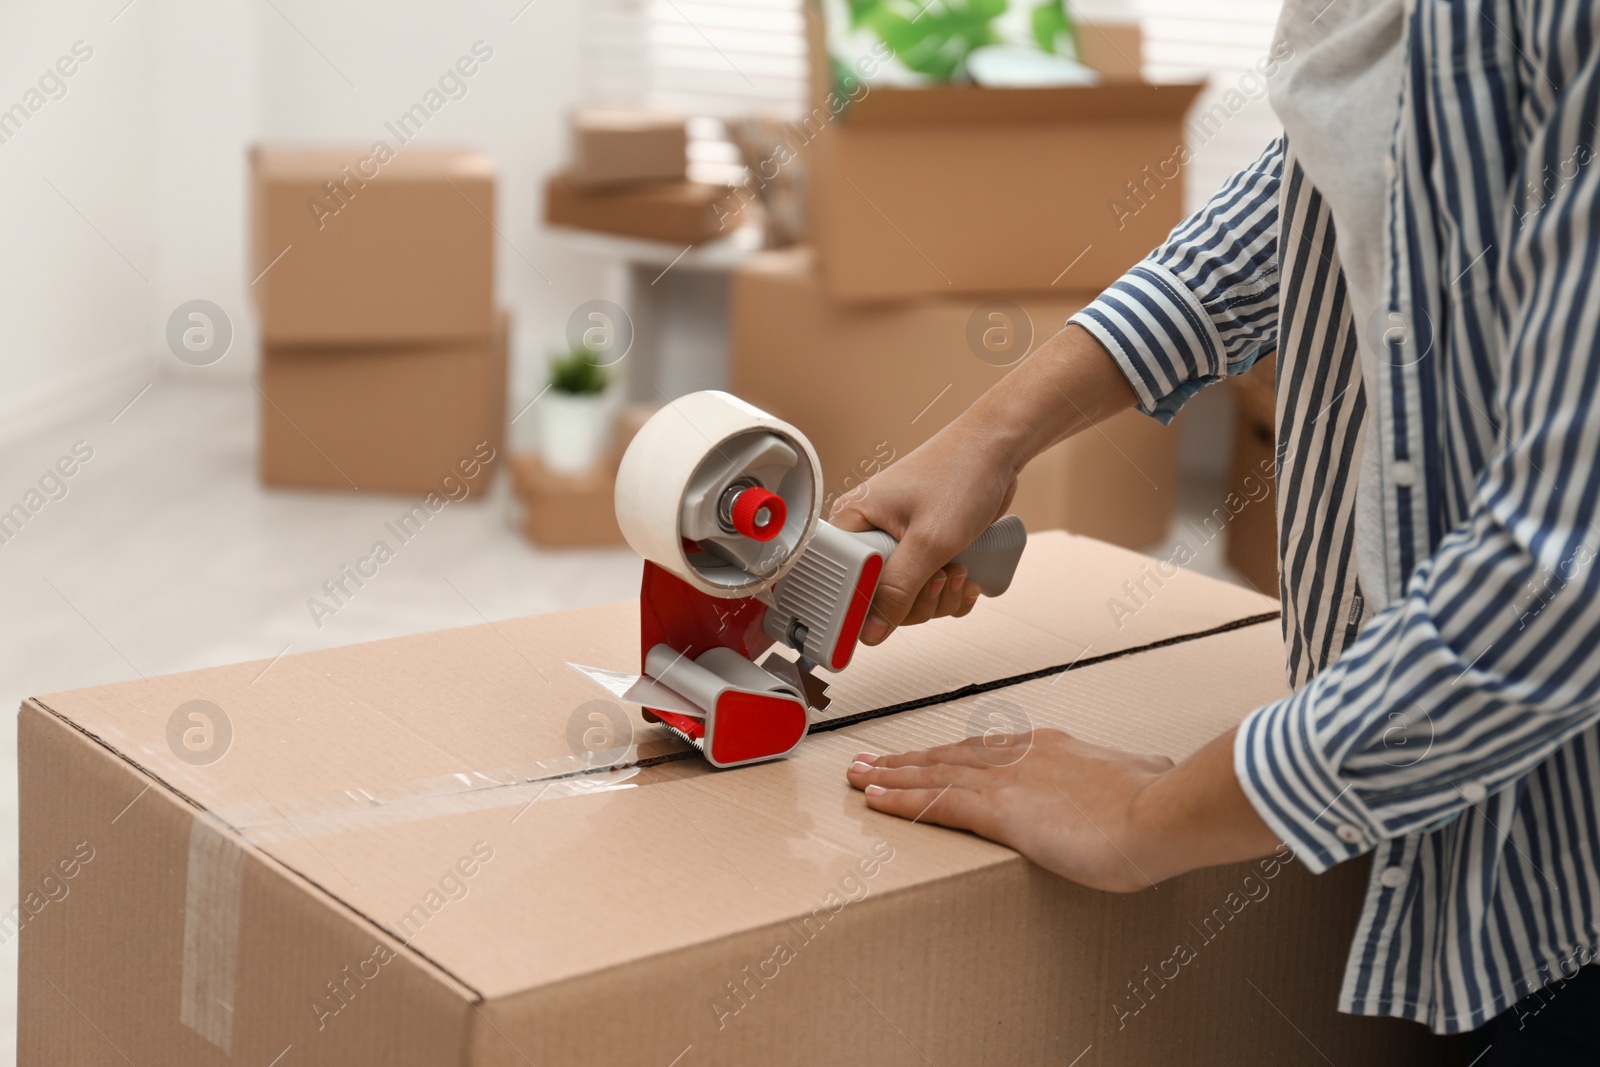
[202,611,1279,847]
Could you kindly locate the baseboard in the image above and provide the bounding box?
[0,348,156,448]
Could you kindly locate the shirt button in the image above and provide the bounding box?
[1460,781,1488,804]
[1336,823,1363,844]
[1380,865,1408,889]
[1391,460,1419,487]
[1383,323,1408,345]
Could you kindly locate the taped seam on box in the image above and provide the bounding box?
[210,756,644,846]
[180,814,245,1053]
[811,610,1282,735]
[25,698,490,1008]
[207,610,1280,842]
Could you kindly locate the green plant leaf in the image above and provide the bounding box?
[852,0,1008,82]
[1030,0,1075,55]
[548,349,609,395]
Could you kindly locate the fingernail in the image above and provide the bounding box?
[862,616,888,644]
[949,575,967,596]
[849,760,875,773]
[928,575,947,597]
[865,784,887,797]
[854,753,879,765]
[964,585,981,604]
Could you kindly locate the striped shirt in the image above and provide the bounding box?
[1069,0,1600,1036]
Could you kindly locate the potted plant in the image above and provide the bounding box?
[538,347,613,475]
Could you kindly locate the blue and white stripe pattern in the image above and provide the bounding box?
[1071,0,1600,1036]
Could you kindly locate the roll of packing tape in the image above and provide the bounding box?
[616,391,823,597]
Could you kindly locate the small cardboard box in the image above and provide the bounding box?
[250,147,496,346]
[730,247,1178,548]
[510,404,658,548]
[259,313,509,495]
[19,534,1450,1065]
[544,172,736,245]
[808,78,1203,302]
[508,454,625,548]
[1226,356,1280,596]
[568,108,688,188]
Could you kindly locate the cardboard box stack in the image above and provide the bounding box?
[251,147,507,494]
[726,13,1200,549]
[544,109,738,245]
[20,534,1453,1064]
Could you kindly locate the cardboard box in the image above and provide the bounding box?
[568,108,688,187]
[1226,356,1279,596]
[808,79,1203,302]
[19,534,1454,1065]
[509,453,625,548]
[250,146,496,346]
[510,403,658,548]
[544,172,736,245]
[731,247,1179,548]
[1077,21,1144,82]
[259,312,509,495]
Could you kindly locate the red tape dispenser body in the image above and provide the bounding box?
[636,560,808,767]
[611,391,1026,769]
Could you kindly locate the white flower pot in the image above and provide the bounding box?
[539,391,612,475]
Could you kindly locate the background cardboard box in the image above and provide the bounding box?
[730,247,1179,548]
[544,172,736,245]
[568,108,688,187]
[807,80,1203,303]
[509,454,625,547]
[250,147,496,346]
[510,403,657,548]
[1077,21,1144,82]
[259,313,508,495]
[803,5,1197,302]
[18,535,1455,1065]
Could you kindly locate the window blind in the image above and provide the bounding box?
[580,0,1284,206]
[580,0,808,183]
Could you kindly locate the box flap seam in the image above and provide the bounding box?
[23,697,487,1005]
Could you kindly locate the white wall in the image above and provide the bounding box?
[147,0,262,384]
[0,2,155,440]
[0,0,604,436]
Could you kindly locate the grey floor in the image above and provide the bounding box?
[0,379,1247,1049]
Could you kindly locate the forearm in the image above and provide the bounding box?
[952,323,1139,472]
[1129,728,1281,882]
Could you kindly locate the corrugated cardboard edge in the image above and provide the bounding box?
[17,698,480,1067]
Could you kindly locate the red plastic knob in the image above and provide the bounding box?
[731,487,785,542]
